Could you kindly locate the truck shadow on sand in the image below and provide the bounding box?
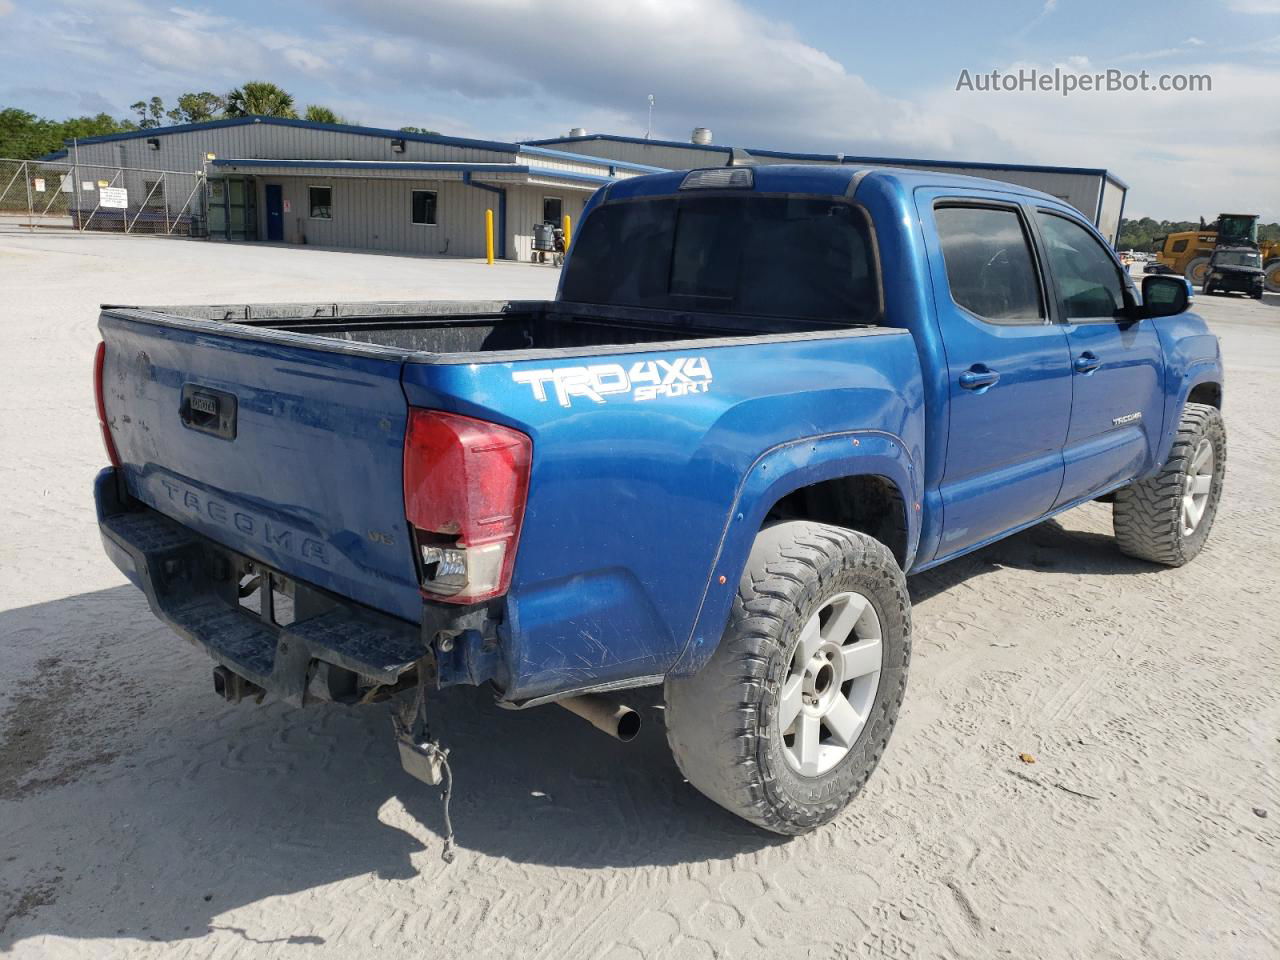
[0,586,778,948]
[908,513,1156,604]
[0,514,1145,947]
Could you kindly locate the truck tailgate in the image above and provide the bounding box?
[98,312,420,622]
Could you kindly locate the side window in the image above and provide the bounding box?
[1171,238,1189,254]
[934,205,1043,324]
[1034,212,1124,320]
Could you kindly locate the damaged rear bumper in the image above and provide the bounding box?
[95,467,429,706]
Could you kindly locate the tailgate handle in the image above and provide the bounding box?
[180,384,238,441]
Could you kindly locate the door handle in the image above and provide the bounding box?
[959,365,1000,390]
[1074,352,1101,374]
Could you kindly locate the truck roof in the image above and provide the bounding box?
[604,163,1064,207]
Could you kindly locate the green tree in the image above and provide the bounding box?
[0,107,135,159]
[129,96,166,129]
[223,82,297,118]
[303,104,345,124]
[399,125,441,136]
[166,91,225,124]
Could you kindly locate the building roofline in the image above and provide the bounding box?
[521,132,1127,189]
[66,115,521,153]
[61,116,653,174]
[211,157,618,186]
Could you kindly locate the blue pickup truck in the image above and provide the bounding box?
[94,164,1225,837]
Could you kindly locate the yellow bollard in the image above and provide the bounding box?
[562,214,571,252]
[485,208,494,264]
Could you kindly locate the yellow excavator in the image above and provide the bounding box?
[1152,213,1280,293]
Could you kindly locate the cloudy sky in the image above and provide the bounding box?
[2,0,1276,219]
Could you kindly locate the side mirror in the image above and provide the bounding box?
[1137,274,1191,319]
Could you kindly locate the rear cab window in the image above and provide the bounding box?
[933,204,1044,324]
[561,195,881,324]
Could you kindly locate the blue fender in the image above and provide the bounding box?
[1149,313,1223,469]
[669,430,920,676]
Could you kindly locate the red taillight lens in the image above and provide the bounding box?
[94,342,122,468]
[403,408,532,604]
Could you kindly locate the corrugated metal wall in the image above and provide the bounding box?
[234,176,595,261]
[532,138,724,171]
[535,139,1110,225]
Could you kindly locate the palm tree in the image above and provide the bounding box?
[223,82,297,118]
[303,105,344,125]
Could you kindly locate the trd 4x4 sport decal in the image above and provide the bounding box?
[513,357,713,408]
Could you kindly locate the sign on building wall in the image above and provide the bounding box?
[32,178,46,192]
[99,187,128,209]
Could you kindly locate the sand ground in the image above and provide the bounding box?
[1,233,1277,959]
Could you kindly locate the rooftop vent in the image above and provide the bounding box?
[568,127,587,137]
[691,127,713,145]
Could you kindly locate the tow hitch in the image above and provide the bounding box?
[392,659,456,862]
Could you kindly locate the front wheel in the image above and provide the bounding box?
[1113,402,1226,566]
[664,521,910,835]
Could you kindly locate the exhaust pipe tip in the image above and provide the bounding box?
[615,707,642,742]
[555,694,642,742]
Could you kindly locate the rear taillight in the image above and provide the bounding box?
[94,342,121,468]
[403,408,532,604]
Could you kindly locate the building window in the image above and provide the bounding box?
[542,196,562,224]
[309,185,332,220]
[412,190,437,226]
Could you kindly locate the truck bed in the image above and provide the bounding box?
[104,299,865,360]
[97,295,914,701]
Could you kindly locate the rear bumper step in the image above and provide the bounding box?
[95,468,425,706]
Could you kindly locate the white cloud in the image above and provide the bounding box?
[310,0,1019,157]
[3,0,1276,218]
[925,58,1279,219]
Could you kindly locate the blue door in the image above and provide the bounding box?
[918,191,1074,561]
[1032,210,1165,506]
[265,184,284,242]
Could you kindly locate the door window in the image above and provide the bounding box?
[934,205,1043,324]
[1035,212,1124,319]
[543,196,562,225]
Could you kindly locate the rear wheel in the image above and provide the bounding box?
[664,521,910,834]
[1113,403,1225,566]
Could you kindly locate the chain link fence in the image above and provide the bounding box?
[0,158,208,236]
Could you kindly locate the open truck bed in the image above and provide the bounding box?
[106,298,865,359]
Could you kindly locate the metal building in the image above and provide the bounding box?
[49,118,1129,256]
[523,132,1130,244]
[53,117,661,260]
